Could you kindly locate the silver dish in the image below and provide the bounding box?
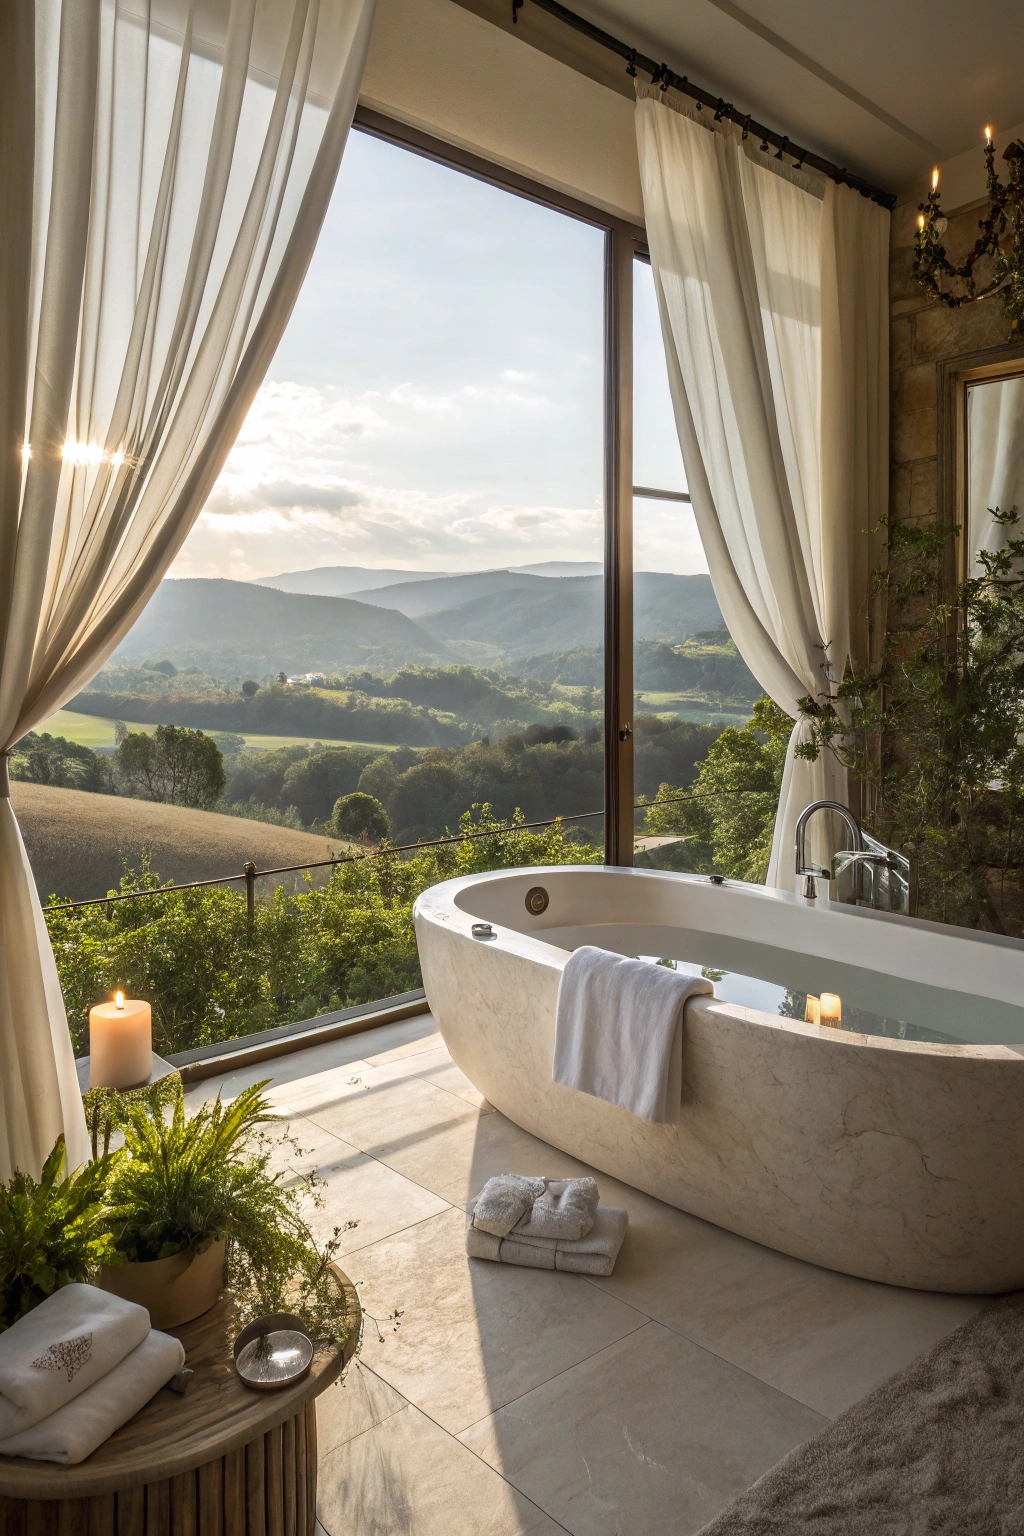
[233,1312,313,1390]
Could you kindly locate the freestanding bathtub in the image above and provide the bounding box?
[413,864,1024,1293]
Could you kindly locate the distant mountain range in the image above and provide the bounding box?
[251,559,604,598]
[111,566,724,677]
[251,565,453,597]
[111,578,451,676]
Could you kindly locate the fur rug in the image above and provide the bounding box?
[697,1292,1024,1536]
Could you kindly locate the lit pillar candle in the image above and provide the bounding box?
[819,992,842,1028]
[804,995,820,1026]
[89,992,152,1089]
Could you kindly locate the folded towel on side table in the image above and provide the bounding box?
[0,1329,185,1464]
[553,946,713,1123]
[466,1200,628,1278]
[0,1284,151,1440]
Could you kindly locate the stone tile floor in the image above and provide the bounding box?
[189,1013,984,1536]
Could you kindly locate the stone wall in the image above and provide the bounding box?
[888,199,1015,536]
[887,203,1022,931]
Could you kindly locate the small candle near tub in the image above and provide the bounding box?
[819,993,842,1028]
[805,993,842,1028]
[89,991,152,1089]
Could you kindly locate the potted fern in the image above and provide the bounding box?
[0,1138,115,1331]
[99,1083,349,1335]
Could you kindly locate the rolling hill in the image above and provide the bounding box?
[111,578,451,675]
[14,782,349,903]
[358,569,551,618]
[418,572,723,657]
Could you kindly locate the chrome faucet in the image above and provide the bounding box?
[794,800,864,900]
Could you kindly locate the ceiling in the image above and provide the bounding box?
[570,0,1024,197]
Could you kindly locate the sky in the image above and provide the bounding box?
[171,128,707,583]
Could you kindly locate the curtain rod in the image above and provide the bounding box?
[511,0,897,210]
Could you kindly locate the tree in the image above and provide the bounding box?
[329,792,390,843]
[9,733,112,793]
[798,507,1024,931]
[279,747,372,825]
[116,725,226,809]
[241,680,258,698]
[643,697,791,883]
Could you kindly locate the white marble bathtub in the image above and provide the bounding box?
[413,865,1024,1292]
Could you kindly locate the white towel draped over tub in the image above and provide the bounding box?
[553,947,713,1123]
[0,1285,151,1441]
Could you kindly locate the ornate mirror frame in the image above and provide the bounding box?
[937,341,1024,589]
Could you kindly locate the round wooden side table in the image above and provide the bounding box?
[0,1268,360,1536]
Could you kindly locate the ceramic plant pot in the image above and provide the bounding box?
[98,1237,226,1328]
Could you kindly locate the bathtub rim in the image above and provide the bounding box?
[413,863,1024,1065]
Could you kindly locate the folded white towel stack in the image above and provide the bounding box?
[0,1285,151,1442]
[553,946,713,1123]
[471,1174,547,1237]
[471,1174,601,1241]
[466,1200,628,1277]
[0,1330,185,1465]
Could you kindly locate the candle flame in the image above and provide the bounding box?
[986,125,993,144]
[917,213,925,229]
[115,990,125,1010]
[931,166,940,192]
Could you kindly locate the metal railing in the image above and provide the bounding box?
[41,786,760,922]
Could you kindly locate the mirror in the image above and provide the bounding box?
[966,372,1024,572]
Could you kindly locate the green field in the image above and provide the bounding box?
[38,710,414,755]
[637,693,752,726]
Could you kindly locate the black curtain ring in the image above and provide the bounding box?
[774,134,790,160]
[511,0,523,21]
[741,113,752,140]
[759,136,769,153]
[626,47,637,78]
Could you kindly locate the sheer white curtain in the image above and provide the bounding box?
[968,377,1024,568]
[0,0,374,1181]
[635,84,888,889]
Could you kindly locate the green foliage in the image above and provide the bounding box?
[9,733,113,793]
[797,508,1024,931]
[279,747,374,825]
[116,724,226,808]
[105,1083,351,1339]
[221,796,304,829]
[643,698,792,882]
[330,792,390,842]
[241,680,259,698]
[46,811,601,1057]
[0,1138,117,1331]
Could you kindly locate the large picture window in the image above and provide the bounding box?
[26,115,643,1059]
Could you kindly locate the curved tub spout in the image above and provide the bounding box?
[795,799,862,897]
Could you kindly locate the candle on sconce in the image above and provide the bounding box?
[819,992,842,1028]
[89,991,152,1089]
[931,165,940,192]
[804,995,821,1026]
[986,125,993,146]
